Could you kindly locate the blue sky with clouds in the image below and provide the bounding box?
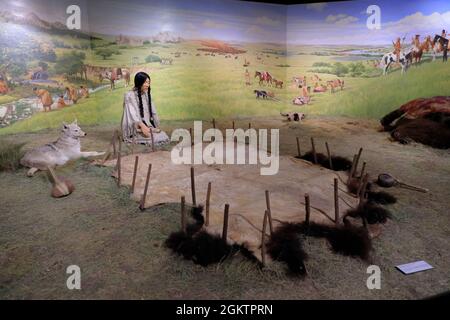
[288,0,450,45]
[3,0,450,45]
[86,0,286,43]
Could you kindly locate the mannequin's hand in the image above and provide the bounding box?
[137,123,151,137]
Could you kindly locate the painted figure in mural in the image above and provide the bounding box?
[33,87,53,112]
[431,30,449,62]
[313,82,327,93]
[411,36,431,64]
[65,86,79,104]
[0,79,8,94]
[79,86,89,98]
[122,69,131,87]
[442,29,449,62]
[393,37,403,63]
[56,95,66,109]
[121,72,169,146]
[412,35,420,52]
[245,69,251,85]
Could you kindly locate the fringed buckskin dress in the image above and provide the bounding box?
[121,90,170,146]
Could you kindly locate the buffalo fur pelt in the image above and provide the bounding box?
[367,191,397,205]
[391,118,450,149]
[296,151,352,171]
[345,202,392,224]
[347,179,396,205]
[165,205,260,267]
[267,221,372,274]
[265,223,308,276]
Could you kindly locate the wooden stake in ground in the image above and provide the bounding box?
[181,196,186,233]
[139,163,152,210]
[264,190,274,234]
[131,155,139,193]
[131,136,136,155]
[205,182,211,227]
[347,154,358,184]
[334,178,339,225]
[222,204,230,241]
[117,138,122,187]
[353,147,363,177]
[359,161,367,179]
[325,142,333,170]
[111,130,117,158]
[189,128,193,146]
[356,162,367,195]
[359,173,370,204]
[304,194,311,235]
[212,118,216,129]
[296,137,301,157]
[191,166,196,206]
[248,122,252,129]
[310,137,318,164]
[101,150,111,165]
[261,210,269,266]
[232,121,235,130]
[150,129,155,152]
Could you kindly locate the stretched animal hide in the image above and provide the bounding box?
[298,151,352,171]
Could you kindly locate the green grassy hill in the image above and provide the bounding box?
[300,60,450,118]
[1,41,449,136]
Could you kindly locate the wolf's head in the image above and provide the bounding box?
[62,120,86,138]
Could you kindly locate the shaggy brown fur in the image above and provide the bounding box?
[367,191,397,205]
[267,221,372,275]
[391,118,450,149]
[266,223,308,276]
[381,109,450,149]
[165,205,260,267]
[345,202,392,224]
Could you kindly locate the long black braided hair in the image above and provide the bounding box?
[133,72,154,127]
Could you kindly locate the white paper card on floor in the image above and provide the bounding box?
[396,261,433,275]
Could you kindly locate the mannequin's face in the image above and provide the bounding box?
[141,78,151,91]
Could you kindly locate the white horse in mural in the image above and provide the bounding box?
[379,48,413,75]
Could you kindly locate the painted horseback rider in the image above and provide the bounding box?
[412,35,421,52]
[393,37,402,63]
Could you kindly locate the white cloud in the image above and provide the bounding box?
[255,16,280,27]
[383,11,450,34]
[326,14,359,25]
[306,3,327,12]
[288,10,450,45]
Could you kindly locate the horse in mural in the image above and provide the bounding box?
[431,35,449,62]
[272,78,283,89]
[380,49,412,75]
[99,67,130,89]
[255,71,272,86]
[411,36,432,64]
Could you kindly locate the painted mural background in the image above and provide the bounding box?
[0,0,449,134]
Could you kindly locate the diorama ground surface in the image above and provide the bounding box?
[1,117,449,299]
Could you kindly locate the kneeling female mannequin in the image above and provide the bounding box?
[121,71,169,146]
